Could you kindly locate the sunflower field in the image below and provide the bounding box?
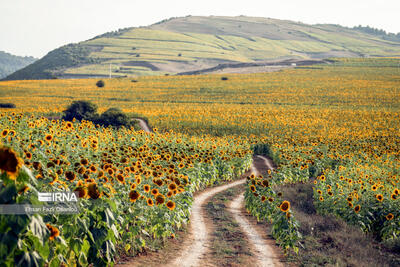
[0,114,251,266]
[0,57,399,263]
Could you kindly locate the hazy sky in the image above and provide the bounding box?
[1,0,399,58]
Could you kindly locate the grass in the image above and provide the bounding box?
[276,183,400,267]
[205,185,254,266]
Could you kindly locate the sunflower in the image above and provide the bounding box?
[250,185,256,192]
[65,171,76,182]
[107,168,114,176]
[89,165,97,172]
[45,134,53,142]
[319,196,324,202]
[129,190,140,202]
[25,152,32,160]
[97,170,104,178]
[394,188,399,195]
[88,183,100,199]
[80,158,89,165]
[46,224,60,240]
[155,194,165,205]
[261,196,266,202]
[262,180,269,187]
[153,178,163,186]
[386,213,394,221]
[391,194,397,200]
[166,200,176,210]
[376,194,384,202]
[167,191,173,198]
[354,205,361,213]
[151,188,159,196]
[168,182,177,191]
[65,122,73,129]
[1,129,8,137]
[74,186,87,198]
[279,201,290,212]
[143,184,150,192]
[268,197,274,202]
[147,198,154,206]
[116,174,125,184]
[371,185,377,191]
[0,147,22,178]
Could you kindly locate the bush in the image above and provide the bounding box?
[96,80,105,88]
[96,108,131,128]
[0,103,16,108]
[62,100,98,122]
[221,77,228,81]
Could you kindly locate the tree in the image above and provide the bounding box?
[96,108,131,128]
[96,80,105,88]
[62,101,98,121]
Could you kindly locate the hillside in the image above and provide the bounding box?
[4,16,400,80]
[0,51,36,79]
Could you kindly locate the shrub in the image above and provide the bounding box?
[96,80,105,88]
[221,77,228,81]
[97,108,131,128]
[0,103,16,108]
[62,100,98,122]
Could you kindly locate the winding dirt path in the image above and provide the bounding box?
[122,120,283,266]
[134,118,152,132]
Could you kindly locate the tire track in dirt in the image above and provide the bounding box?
[171,179,246,267]
[227,156,282,267]
[229,194,282,267]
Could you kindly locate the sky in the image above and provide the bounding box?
[1,0,400,58]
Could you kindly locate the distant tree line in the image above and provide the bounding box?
[353,25,400,42]
[0,51,37,79]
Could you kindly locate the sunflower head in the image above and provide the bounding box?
[166,200,176,210]
[155,194,165,205]
[88,183,100,199]
[0,146,22,179]
[129,190,140,203]
[65,171,76,182]
[354,205,361,213]
[376,194,384,202]
[147,198,154,206]
[386,213,394,221]
[46,224,60,240]
[280,200,290,212]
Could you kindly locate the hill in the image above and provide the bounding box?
[4,16,400,80]
[0,51,37,79]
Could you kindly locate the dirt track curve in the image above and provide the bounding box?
[121,120,282,267]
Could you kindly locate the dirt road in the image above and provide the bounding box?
[120,120,282,267]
